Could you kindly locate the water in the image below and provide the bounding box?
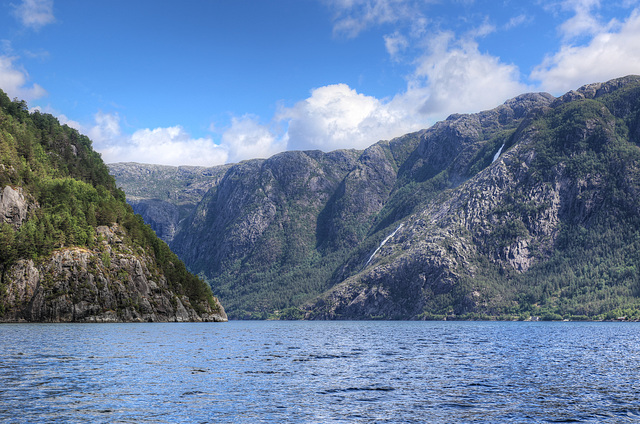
[492,143,505,163]
[1,321,640,423]
[366,223,403,266]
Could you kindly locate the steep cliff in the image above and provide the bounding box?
[165,82,561,319]
[2,224,225,322]
[170,149,363,318]
[107,163,231,243]
[0,90,226,322]
[304,76,640,320]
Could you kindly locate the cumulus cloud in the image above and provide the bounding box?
[0,55,47,100]
[12,0,55,30]
[531,8,640,93]
[222,116,286,163]
[56,114,82,131]
[218,4,531,158]
[88,112,228,167]
[552,0,607,40]
[87,85,426,166]
[87,111,122,144]
[321,0,530,132]
[281,84,425,152]
[413,32,529,119]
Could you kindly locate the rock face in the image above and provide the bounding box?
[116,76,640,320]
[163,85,559,318]
[303,76,640,319]
[0,186,31,228]
[172,150,362,275]
[1,224,227,323]
[108,163,231,243]
[0,91,227,323]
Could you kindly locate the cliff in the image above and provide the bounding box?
[107,163,231,243]
[303,76,640,320]
[0,90,226,322]
[2,224,225,322]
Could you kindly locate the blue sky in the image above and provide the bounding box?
[2,0,640,166]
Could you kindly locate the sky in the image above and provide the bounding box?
[1,0,640,166]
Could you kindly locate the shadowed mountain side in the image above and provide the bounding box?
[108,163,231,243]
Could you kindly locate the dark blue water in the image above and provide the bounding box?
[1,321,640,423]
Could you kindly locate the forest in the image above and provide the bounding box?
[0,90,217,314]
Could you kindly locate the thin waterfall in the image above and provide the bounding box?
[365,223,404,267]
[492,143,505,163]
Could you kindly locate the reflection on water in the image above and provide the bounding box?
[1,321,640,423]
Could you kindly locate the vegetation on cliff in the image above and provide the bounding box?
[0,89,225,322]
[303,77,640,321]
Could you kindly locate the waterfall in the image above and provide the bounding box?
[492,143,505,163]
[365,223,404,267]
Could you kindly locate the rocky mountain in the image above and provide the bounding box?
[113,76,640,321]
[108,163,231,243]
[0,91,226,322]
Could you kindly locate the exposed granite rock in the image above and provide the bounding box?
[399,92,555,184]
[0,224,227,323]
[303,76,640,319]
[127,199,180,242]
[318,143,399,251]
[0,186,32,228]
[172,149,361,277]
[107,76,640,320]
[108,163,231,243]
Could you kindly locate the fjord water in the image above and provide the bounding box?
[1,321,639,423]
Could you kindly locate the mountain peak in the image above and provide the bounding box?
[111,76,640,320]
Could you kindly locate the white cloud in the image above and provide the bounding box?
[412,32,529,119]
[281,83,425,152]
[222,116,286,163]
[504,14,530,30]
[321,0,530,134]
[12,0,55,30]
[325,0,420,38]
[88,111,122,144]
[555,0,609,40]
[0,55,47,100]
[91,83,427,166]
[468,21,497,38]
[88,112,228,166]
[57,114,82,131]
[218,6,531,159]
[384,31,409,59]
[531,8,640,93]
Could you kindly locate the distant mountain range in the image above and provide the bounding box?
[109,75,640,320]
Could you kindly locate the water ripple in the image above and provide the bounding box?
[1,321,640,423]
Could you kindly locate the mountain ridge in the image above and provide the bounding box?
[111,75,640,320]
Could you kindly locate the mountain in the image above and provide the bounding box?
[108,163,231,243]
[113,76,640,321]
[0,91,227,323]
